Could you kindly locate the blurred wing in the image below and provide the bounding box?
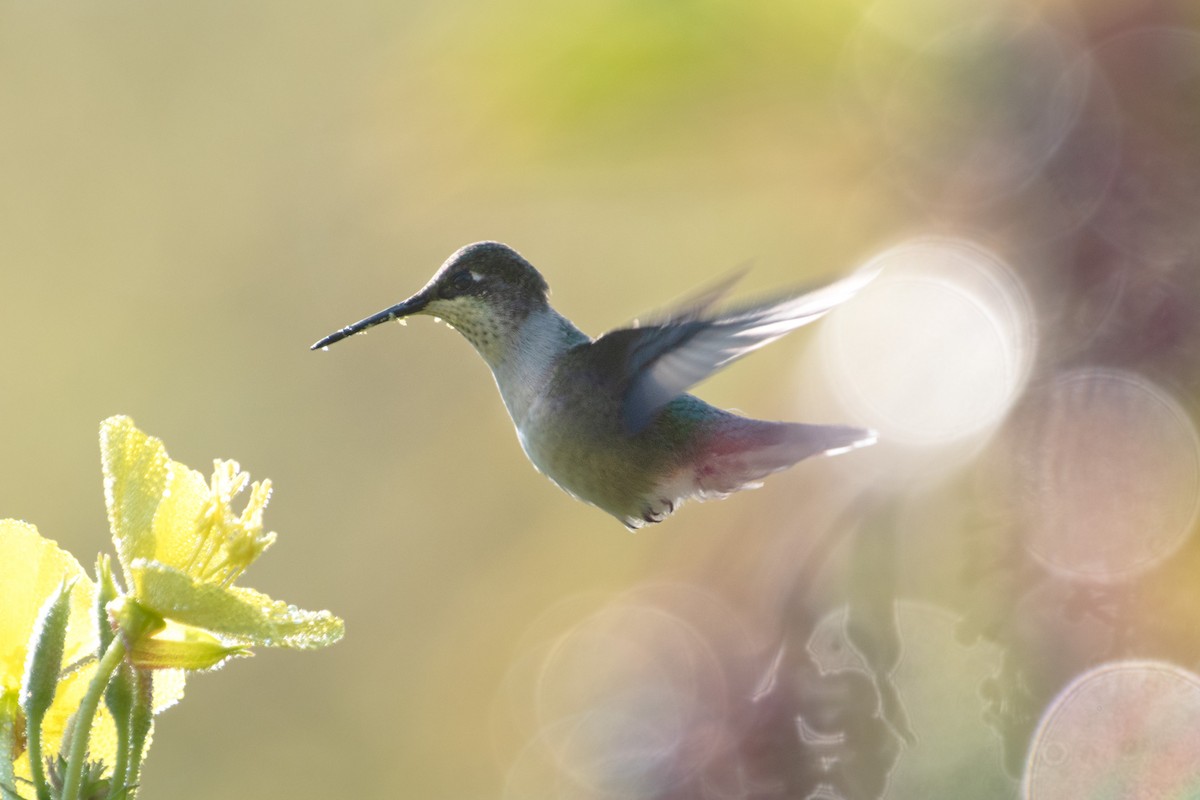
[595,265,878,434]
[630,265,750,328]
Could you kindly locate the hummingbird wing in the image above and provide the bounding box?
[594,265,878,434]
[628,266,750,328]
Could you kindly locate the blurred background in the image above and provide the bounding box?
[3,0,1200,797]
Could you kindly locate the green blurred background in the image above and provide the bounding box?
[4,0,1200,798]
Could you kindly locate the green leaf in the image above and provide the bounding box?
[130,562,344,649]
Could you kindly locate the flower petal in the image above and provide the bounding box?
[150,668,186,715]
[101,416,171,577]
[0,521,97,696]
[130,562,344,649]
[148,460,210,573]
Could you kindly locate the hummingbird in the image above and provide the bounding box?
[313,241,877,528]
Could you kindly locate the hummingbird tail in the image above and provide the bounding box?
[693,420,876,499]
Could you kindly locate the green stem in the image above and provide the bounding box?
[61,637,126,800]
[25,708,49,800]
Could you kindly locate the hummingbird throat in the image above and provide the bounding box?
[431,297,515,364]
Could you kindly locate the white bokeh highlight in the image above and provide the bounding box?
[819,237,1035,449]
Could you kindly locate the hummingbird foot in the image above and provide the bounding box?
[640,498,675,525]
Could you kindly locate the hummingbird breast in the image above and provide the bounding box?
[517,396,695,527]
[516,348,708,528]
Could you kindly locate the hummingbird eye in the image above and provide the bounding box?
[446,270,474,295]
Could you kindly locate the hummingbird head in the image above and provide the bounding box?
[311,241,551,356]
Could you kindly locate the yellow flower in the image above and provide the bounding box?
[100,416,343,665]
[0,521,117,785]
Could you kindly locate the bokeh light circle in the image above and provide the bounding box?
[1008,368,1200,583]
[1024,660,1200,798]
[532,608,711,795]
[819,237,1035,448]
[500,585,747,798]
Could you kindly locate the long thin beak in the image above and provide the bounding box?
[311,292,430,350]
